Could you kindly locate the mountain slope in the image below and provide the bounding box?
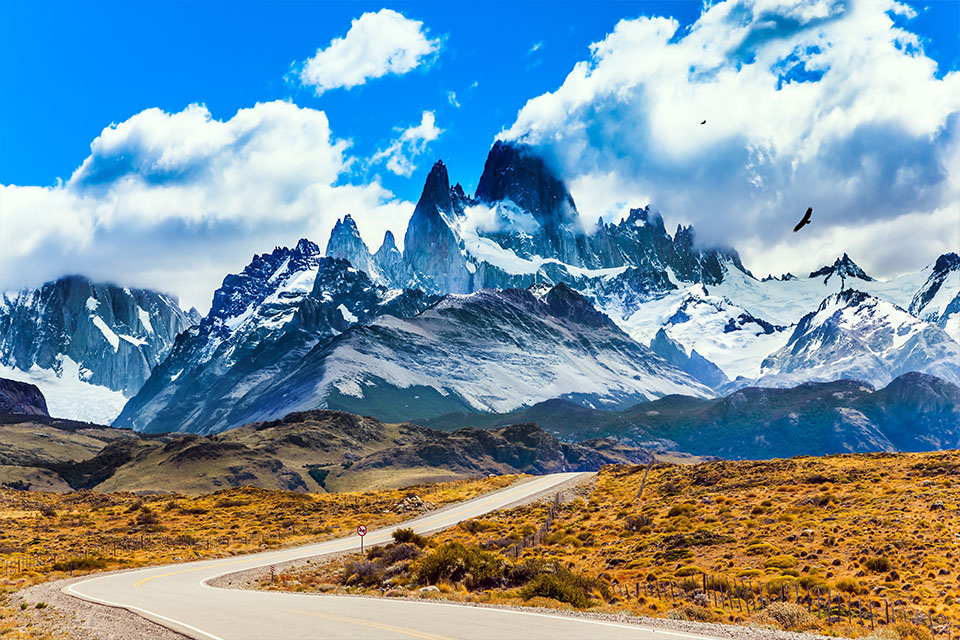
[113,240,436,435]
[240,283,712,424]
[0,276,197,422]
[910,252,960,341]
[420,372,960,460]
[758,289,960,388]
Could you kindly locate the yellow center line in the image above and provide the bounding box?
[133,558,253,587]
[282,608,455,640]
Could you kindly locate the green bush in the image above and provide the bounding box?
[412,542,506,587]
[392,528,428,548]
[519,570,609,609]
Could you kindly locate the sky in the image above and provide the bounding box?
[1,0,958,312]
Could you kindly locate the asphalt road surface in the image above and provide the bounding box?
[65,472,720,640]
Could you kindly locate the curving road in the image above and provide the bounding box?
[65,473,718,640]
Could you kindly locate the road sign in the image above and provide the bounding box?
[269,564,275,583]
[357,525,367,537]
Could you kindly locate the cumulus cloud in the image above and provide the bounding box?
[300,9,440,95]
[501,0,960,278]
[370,110,443,177]
[0,101,413,311]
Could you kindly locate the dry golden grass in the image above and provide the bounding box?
[0,474,521,638]
[266,452,960,639]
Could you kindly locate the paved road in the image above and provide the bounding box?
[65,473,718,640]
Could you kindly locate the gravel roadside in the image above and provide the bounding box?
[15,574,186,640]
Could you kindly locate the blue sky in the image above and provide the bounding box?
[1,1,711,200]
[1,0,958,311]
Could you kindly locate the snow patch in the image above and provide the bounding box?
[91,316,120,352]
[0,357,127,424]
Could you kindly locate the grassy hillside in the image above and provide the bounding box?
[265,451,960,638]
[0,411,649,495]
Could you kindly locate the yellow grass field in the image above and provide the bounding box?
[0,474,521,639]
[266,452,960,639]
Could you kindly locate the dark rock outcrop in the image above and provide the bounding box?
[0,378,49,416]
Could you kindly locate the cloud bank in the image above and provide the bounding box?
[300,9,440,94]
[501,0,960,278]
[1,101,412,311]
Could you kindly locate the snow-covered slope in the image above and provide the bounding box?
[759,289,960,388]
[114,241,436,434]
[0,276,197,422]
[242,284,712,423]
[910,253,960,341]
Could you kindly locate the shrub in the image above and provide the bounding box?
[412,542,506,587]
[343,560,383,587]
[764,555,798,569]
[666,604,719,623]
[519,570,608,609]
[890,621,933,640]
[623,514,653,531]
[746,542,779,556]
[666,503,696,518]
[392,528,428,548]
[765,575,798,594]
[382,543,422,565]
[865,556,893,573]
[674,566,705,577]
[834,577,862,594]
[51,556,110,572]
[755,602,816,631]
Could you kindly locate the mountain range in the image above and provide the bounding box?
[2,140,958,456]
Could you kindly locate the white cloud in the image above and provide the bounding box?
[447,91,460,108]
[370,111,443,177]
[528,41,543,55]
[0,101,413,311]
[300,9,440,95]
[501,0,960,278]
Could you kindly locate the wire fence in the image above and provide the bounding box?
[1,530,299,577]
[609,573,957,638]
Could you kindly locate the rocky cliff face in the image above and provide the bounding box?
[0,276,197,400]
[0,378,49,416]
[113,240,436,435]
[402,160,473,293]
[325,215,376,278]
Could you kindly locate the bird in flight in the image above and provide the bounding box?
[793,207,813,232]
[700,120,706,125]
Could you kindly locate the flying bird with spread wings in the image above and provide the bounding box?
[793,207,813,232]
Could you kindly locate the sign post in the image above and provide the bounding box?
[357,524,367,553]
[270,564,275,583]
